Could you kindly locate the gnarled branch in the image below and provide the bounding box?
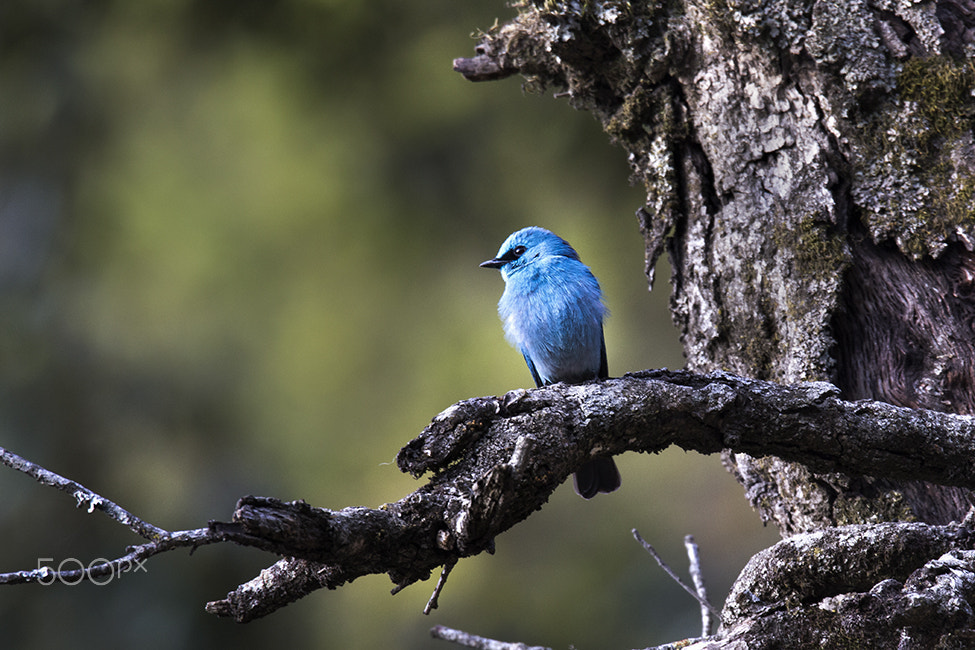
[4,369,974,634]
[206,369,975,620]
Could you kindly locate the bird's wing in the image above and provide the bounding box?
[599,329,608,380]
[522,352,544,388]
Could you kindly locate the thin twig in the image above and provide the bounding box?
[0,445,222,586]
[0,527,216,585]
[632,529,721,619]
[424,559,457,614]
[0,446,168,540]
[431,625,551,650]
[684,534,715,636]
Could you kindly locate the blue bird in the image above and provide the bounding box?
[481,226,621,498]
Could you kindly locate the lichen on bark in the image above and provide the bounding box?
[851,56,975,259]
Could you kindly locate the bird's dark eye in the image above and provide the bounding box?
[494,244,528,264]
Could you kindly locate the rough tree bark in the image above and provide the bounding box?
[450,0,975,645]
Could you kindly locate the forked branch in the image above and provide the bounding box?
[2,369,974,624]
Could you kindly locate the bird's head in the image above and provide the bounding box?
[479,227,580,279]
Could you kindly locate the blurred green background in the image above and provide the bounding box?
[0,1,779,648]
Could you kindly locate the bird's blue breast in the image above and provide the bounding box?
[498,255,606,385]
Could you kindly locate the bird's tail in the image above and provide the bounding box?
[573,456,621,499]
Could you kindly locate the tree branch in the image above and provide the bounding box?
[0,446,221,586]
[0,446,169,540]
[430,625,551,650]
[452,42,517,82]
[4,369,975,631]
[724,514,975,624]
[398,370,975,490]
[713,515,975,648]
[0,528,214,586]
[631,529,720,624]
[684,535,714,637]
[206,369,975,620]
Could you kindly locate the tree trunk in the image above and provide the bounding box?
[666,0,975,535]
[458,0,975,534]
[455,0,975,645]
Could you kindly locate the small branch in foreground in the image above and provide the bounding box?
[424,559,457,615]
[0,445,222,587]
[684,535,714,637]
[431,625,551,650]
[632,529,721,622]
[452,38,517,82]
[0,527,214,586]
[0,446,168,540]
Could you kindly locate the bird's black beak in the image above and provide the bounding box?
[480,247,521,269]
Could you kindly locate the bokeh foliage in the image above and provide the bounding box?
[0,1,778,648]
